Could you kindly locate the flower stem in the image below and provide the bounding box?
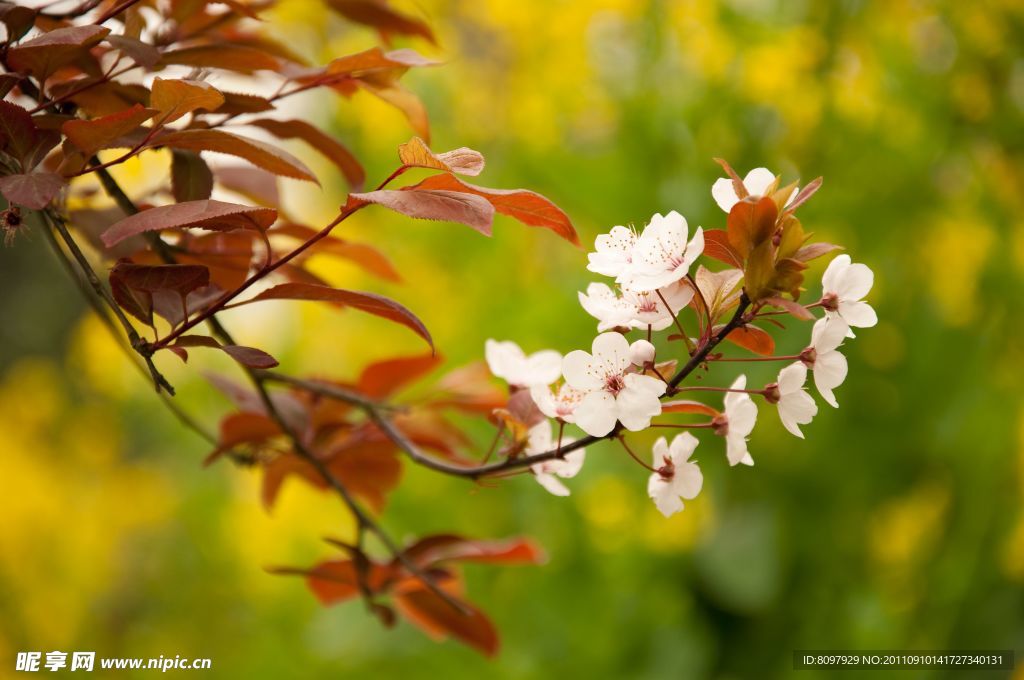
[618,436,658,472]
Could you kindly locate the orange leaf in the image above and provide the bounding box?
[397,137,484,176]
[724,325,776,356]
[156,129,317,183]
[726,196,778,260]
[62,104,157,155]
[160,44,281,74]
[661,400,720,417]
[406,173,579,245]
[357,353,442,398]
[400,535,546,568]
[393,580,499,657]
[150,78,224,124]
[277,559,394,605]
[701,229,743,268]
[358,78,430,142]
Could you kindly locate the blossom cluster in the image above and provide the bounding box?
[484,166,877,516]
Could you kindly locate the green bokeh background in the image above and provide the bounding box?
[2,1,1024,678]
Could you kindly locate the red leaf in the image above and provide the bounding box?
[701,229,743,268]
[240,282,433,348]
[205,411,282,464]
[215,166,279,207]
[713,157,748,200]
[393,580,499,657]
[272,559,394,605]
[406,173,579,246]
[661,400,720,417]
[105,35,160,68]
[350,188,494,235]
[7,26,110,81]
[0,172,63,210]
[248,118,365,190]
[112,261,210,296]
[724,325,775,356]
[156,129,317,183]
[326,0,435,45]
[101,200,276,248]
[150,78,225,123]
[400,535,546,568]
[357,353,442,398]
[397,137,484,176]
[62,104,157,156]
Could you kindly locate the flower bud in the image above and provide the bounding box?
[629,339,656,366]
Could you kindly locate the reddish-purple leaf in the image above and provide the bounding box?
[763,296,815,320]
[0,100,37,164]
[0,172,64,209]
[160,44,282,74]
[248,118,365,190]
[7,26,110,81]
[793,242,842,263]
[102,200,277,248]
[173,335,279,369]
[350,188,494,235]
[785,176,823,213]
[156,129,317,183]
[171,150,214,202]
[240,282,433,348]
[406,173,579,245]
[399,535,545,568]
[326,0,435,45]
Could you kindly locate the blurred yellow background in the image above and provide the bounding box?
[2,0,1023,677]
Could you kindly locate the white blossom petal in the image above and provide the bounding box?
[562,350,602,391]
[574,390,617,436]
[672,461,704,499]
[838,300,878,329]
[648,475,685,517]
[835,262,874,301]
[821,254,850,293]
[811,317,849,354]
[743,167,776,195]
[535,472,571,496]
[778,389,817,438]
[777,362,808,394]
[712,177,740,212]
[813,350,848,408]
[587,225,637,278]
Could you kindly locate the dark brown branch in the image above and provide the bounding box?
[41,208,175,394]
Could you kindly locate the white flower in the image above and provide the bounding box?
[821,254,877,336]
[720,375,757,466]
[647,433,703,517]
[587,225,636,278]
[773,362,818,438]
[526,421,586,497]
[485,339,562,388]
[529,382,585,424]
[578,281,694,332]
[803,317,849,408]
[562,332,666,437]
[618,211,704,292]
[629,339,656,366]
[711,167,796,213]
